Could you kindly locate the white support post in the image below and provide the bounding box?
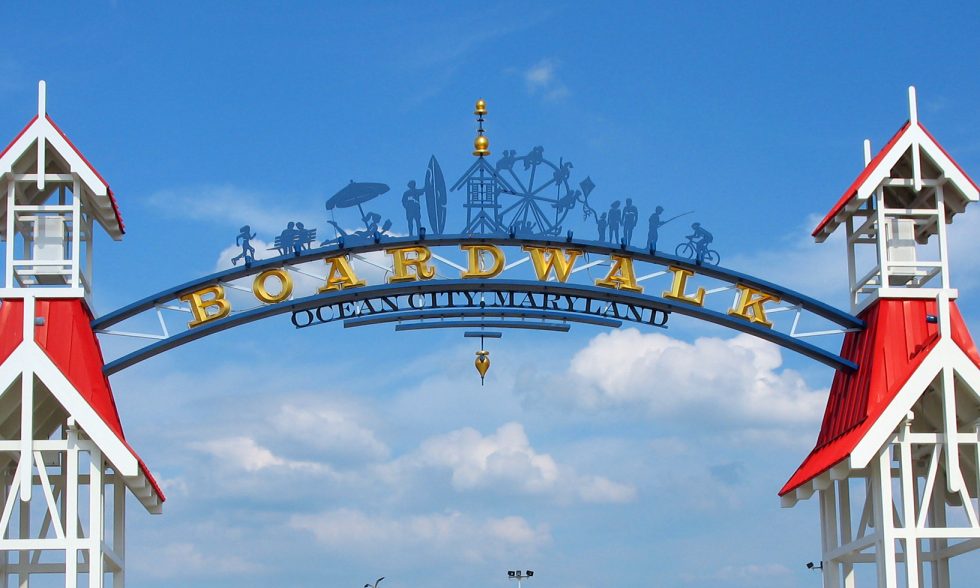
[820,486,842,588]
[111,478,124,588]
[66,422,78,588]
[70,179,81,290]
[6,181,16,288]
[18,371,32,504]
[873,448,897,587]
[874,187,889,291]
[934,184,951,289]
[838,480,855,588]
[88,450,103,588]
[898,418,920,588]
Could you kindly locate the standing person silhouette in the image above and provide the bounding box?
[231,225,256,266]
[607,201,622,244]
[622,198,639,245]
[402,180,424,236]
[647,206,665,251]
[596,212,608,242]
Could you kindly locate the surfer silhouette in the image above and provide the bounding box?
[623,198,639,245]
[402,180,424,236]
[607,201,622,243]
[232,225,256,266]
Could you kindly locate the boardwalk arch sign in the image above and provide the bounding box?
[0,84,979,587]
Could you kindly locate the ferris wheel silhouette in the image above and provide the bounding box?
[494,146,595,236]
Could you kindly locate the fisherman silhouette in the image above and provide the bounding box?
[687,222,714,263]
[647,206,665,251]
[608,201,622,244]
[402,180,424,236]
[597,212,608,242]
[231,225,256,266]
[623,198,639,245]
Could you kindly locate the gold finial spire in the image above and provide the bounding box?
[473,98,490,157]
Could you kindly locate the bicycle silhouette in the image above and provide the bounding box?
[675,236,720,266]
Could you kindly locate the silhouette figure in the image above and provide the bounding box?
[607,200,622,244]
[402,180,424,236]
[597,212,608,242]
[496,149,518,172]
[231,225,256,266]
[553,160,573,185]
[553,189,580,214]
[647,206,665,251]
[523,146,544,169]
[687,222,714,263]
[623,198,638,245]
[276,222,297,255]
[295,222,312,251]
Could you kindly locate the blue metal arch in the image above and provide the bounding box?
[93,235,863,375]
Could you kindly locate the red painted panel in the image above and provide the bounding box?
[34,299,163,501]
[780,298,951,496]
[0,299,24,364]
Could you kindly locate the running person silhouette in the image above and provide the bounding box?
[232,225,257,265]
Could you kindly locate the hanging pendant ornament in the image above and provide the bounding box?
[474,350,490,385]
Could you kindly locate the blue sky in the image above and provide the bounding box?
[3,2,980,587]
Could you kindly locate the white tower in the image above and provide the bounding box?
[0,83,162,587]
[783,88,980,587]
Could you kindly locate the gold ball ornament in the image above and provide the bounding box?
[473,134,490,157]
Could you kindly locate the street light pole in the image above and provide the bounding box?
[507,569,534,588]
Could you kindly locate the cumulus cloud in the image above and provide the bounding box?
[522,328,826,426]
[270,403,389,461]
[523,58,569,101]
[132,542,263,579]
[383,422,636,504]
[290,509,550,562]
[146,184,319,235]
[191,435,335,475]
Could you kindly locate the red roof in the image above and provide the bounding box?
[813,121,980,238]
[812,122,911,238]
[44,115,125,234]
[780,298,980,496]
[0,114,124,235]
[33,299,163,501]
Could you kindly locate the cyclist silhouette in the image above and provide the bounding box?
[686,222,713,262]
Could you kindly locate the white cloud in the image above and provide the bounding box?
[384,422,636,504]
[523,58,569,101]
[145,184,319,235]
[132,542,263,579]
[191,435,334,475]
[271,403,389,461]
[290,509,550,562]
[681,562,792,584]
[523,328,826,427]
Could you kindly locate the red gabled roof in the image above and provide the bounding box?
[0,115,39,161]
[33,299,163,502]
[44,115,125,234]
[813,121,980,238]
[780,299,980,496]
[812,122,911,238]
